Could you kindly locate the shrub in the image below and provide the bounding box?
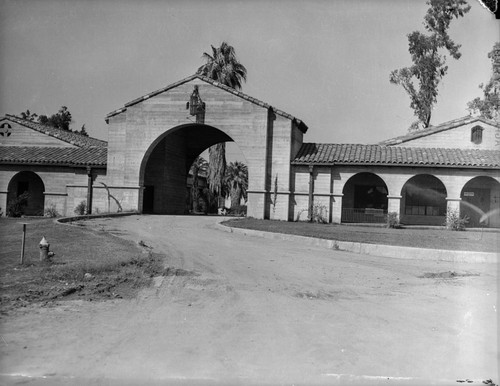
[311,204,328,224]
[7,192,30,217]
[295,204,328,223]
[229,205,247,216]
[44,202,60,218]
[444,209,469,231]
[74,200,87,216]
[386,212,400,228]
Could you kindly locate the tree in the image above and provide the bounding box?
[79,124,89,137]
[225,161,248,209]
[467,42,500,122]
[20,109,38,121]
[197,42,247,207]
[197,42,248,89]
[37,106,72,131]
[390,0,471,131]
[189,156,208,212]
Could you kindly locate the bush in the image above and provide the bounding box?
[444,209,469,231]
[44,202,60,218]
[7,192,30,217]
[311,204,328,224]
[386,212,400,228]
[74,200,87,216]
[295,204,328,223]
[228,205,247,216]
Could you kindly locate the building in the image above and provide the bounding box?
[1,75,499,227]
[291,116,500,228]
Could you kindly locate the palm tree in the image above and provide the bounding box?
[197,42,248,90]
[189,156,208,212]
[197,42,247,209]
[225,161,248,209]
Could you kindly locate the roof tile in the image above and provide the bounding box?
[0,146,107,167]
[292,143,500,169]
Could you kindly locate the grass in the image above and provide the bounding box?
[223,218,499,253]
[0,217,166,312]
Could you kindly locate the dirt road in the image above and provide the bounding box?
[0,215,497,385]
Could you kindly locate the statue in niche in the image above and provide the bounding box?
[186,85,206,124]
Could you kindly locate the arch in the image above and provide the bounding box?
[400,174,446,225]
[138,123,240,214]
[460,176,500,228]
[341,172,388,223]
[7,171,45,216]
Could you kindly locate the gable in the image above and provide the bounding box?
[106,74,308,133]
[380,117,499,150]
[0,120,77,148]
[1,115,107,148]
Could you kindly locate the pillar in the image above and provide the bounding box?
[86,167,93,215]
[308,165,314,221]
[446,197,461,214]
[387,195,402,217]
[331,194,343,223]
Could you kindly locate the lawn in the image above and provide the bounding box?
[223,218,499,253]
[0,217,166,312]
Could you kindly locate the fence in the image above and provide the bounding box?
[341,207,387,224]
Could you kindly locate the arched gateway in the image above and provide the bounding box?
[105,74,308,219]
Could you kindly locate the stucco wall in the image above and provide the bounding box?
[1,165,106,217]
[290,164,500,227]
[393,121,499,150]
[106,78,301,219]
[0,121,76,147]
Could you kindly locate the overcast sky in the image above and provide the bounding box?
[0,0,498,150]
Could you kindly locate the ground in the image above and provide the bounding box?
[0,215,497,385]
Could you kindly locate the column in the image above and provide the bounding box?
[387,195,402,217]
[331,194,343,224]
[446,197,461,214]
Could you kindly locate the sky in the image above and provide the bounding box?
[0,0,498,152]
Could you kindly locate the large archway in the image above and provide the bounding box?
[341,172,388,223]
[139,123,238,214]
[400,174,446,225]
[7,171,45,216]
[460,176,500,228]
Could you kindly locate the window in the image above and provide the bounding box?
[405,186,446,216]
[471,126,483,144]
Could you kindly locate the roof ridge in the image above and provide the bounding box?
[3,114,107,148]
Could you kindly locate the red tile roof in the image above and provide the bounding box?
[379,116,499,146]
[106,74,308,133]
[3,115,107,148]
[0,146,107,167]
[292,143,500,169]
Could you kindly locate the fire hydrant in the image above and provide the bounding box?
[39,236,50,261]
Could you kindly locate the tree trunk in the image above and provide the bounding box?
[230,186,241,208]
[208,142,226,207]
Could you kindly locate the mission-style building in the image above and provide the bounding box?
[1,74,499,228]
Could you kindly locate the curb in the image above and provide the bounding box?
[56,211,139,224]
[216,222,498,264]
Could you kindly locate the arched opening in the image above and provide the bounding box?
[7,171,45,216]
[400,174,446,225]
[461,176,500,228]
[341,172,388,223]
[139,123,247,215]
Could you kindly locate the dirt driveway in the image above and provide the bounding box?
[0,215,497,385]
